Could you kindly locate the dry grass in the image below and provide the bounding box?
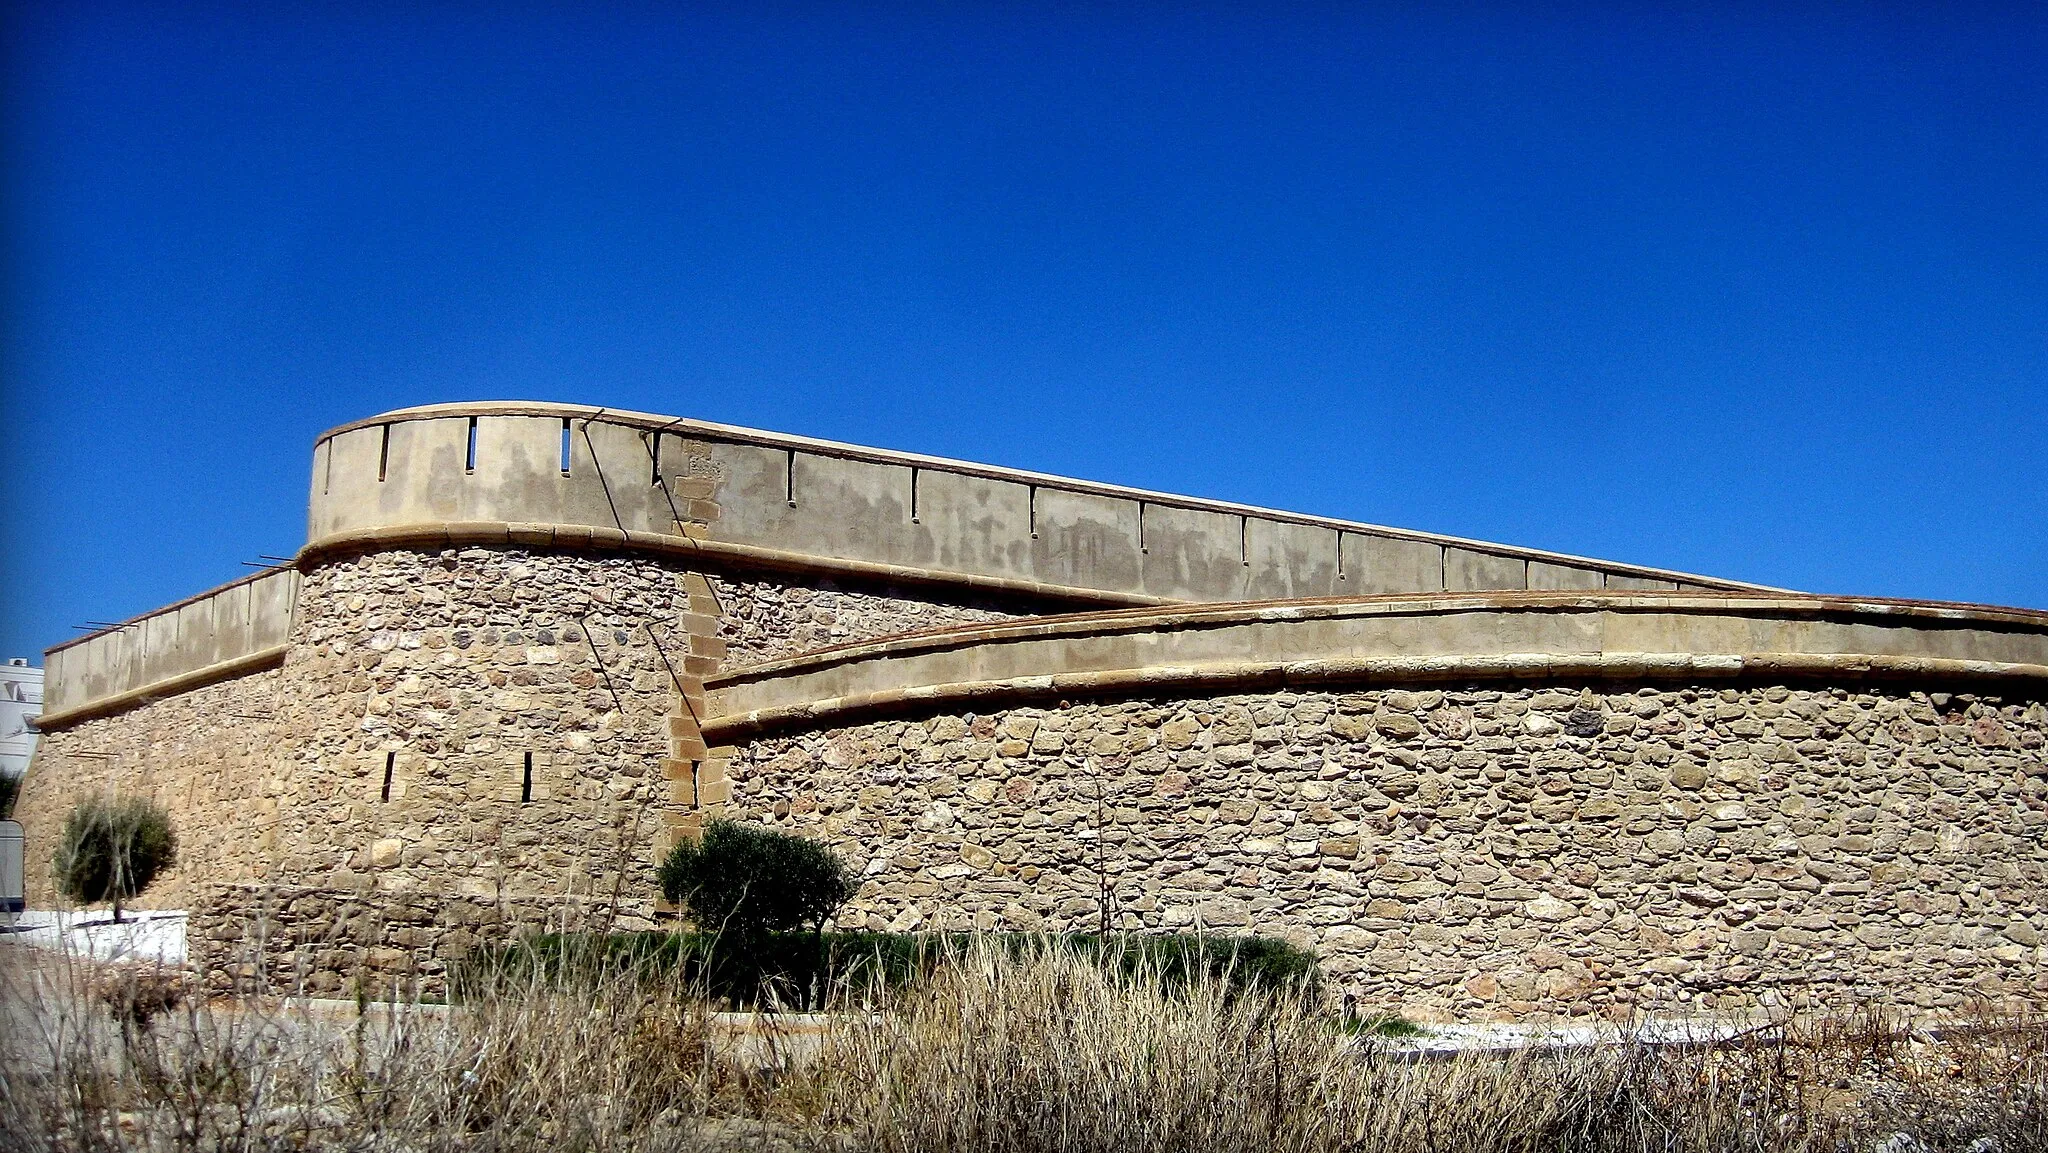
[2,937,2044,1152]
[804,946,2048,1153]
[1,948,766,1152]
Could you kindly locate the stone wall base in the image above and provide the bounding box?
[188,884,641,997]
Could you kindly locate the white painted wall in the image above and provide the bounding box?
[0,659,43,780]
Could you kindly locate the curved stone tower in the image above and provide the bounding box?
[18,402,2047,1017]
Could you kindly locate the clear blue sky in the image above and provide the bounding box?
[4,3,2044,661]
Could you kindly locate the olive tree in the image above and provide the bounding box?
[56,795,178,923]
[657,819,858,938]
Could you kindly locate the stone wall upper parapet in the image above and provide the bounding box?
[307,402,1773,607]
[40,400,1782,726]
[40,567,297,725]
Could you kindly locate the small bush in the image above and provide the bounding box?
[1070,932,1322,992]
[56,794,178,922]
[89,964,192,1032]
[0,772,18,819]
[656,819,858,937]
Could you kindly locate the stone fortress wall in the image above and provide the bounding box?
[21,548,1023,991]
[39,402,1769,731]
[16,401,2047,1017]
[704,600,2048,1018]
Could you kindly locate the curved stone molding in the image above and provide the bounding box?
[704,593,2048,740]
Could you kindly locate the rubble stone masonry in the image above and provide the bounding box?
[18,545,1016,992]
[722,685,2048,1021]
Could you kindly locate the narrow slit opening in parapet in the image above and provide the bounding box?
[1240,516,1250,567]
[1336,531,1346,581]
[1028,486,1038,539]
[909,468,920,523]
[380,752,395,803]
[560,420,573,476]
[465,417,478,474]
[521,752,533,804]
[322,441,333,495]
[377,425,391,482]
[691,761,702,810]
[650,433,662,486]
[784,450,797,507]
[1138,502,1148,554]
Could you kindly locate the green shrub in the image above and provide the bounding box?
[56,795,178,922]
[656,819,858,937]
[1066,932,1322,991]
[0,772,17,820]
[464,929,1322,1009]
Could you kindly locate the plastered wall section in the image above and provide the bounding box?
[307,410,1733,609]
[42,568,298,716]
[720,685,2048,1022]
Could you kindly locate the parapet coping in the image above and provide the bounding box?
[46,565,294,656]
[713,590,2048,685]
[700,591,2048,741]
[31,645,289,732]
[700,652,2048,743]
[319,400,1781,591]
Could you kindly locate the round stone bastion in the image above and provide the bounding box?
[702,592,2048,1022]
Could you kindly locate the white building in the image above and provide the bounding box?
[0,658,42,782]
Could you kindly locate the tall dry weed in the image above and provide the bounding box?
[800,939,2047,1153]
[800,939,1774,1153]
[3,933,2044,1152]
[0,946,784,1152]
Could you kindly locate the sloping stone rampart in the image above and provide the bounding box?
[305,403,1754,619]
[708,574,1016,667]
[721,685,2048,1021]
[61,395,1764,727]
